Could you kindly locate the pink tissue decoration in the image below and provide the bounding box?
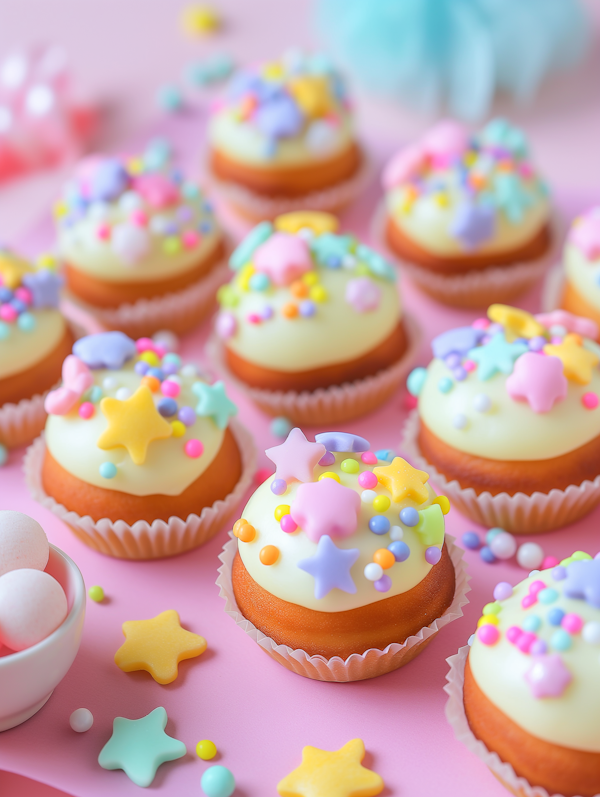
[44,355,93,415]
[290,477,361,543]
[382,143,425,190]
[506,352,567,413]
[253,232,313,287]
[535,309,599,342]
[568,208,600,260]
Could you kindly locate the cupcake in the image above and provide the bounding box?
[403,304,600,533]
[27,331,255,559]
[207,50,364,220]
[560,206,600,335]
[0,251,74,448]
[448,552,600,797]
[55,140,227,338]
[380,119,554,308]
[219,428,468,682]
[212,211,417,425]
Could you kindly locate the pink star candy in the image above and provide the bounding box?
[506,352,567,413]
[345,277,382,313]
[45,355,94,415]
[265,428,326,484]
[382,143,425,190]
[422,119,470,167]
[569,209,600,260]
[133,173,179,209]
[535,310,598,342]
[252,232,313,287]
[290,478,361,543]
[525,654,572,699]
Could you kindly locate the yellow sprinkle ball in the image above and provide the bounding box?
[302,271,319,286]
[477,614,499,628]
[171,420,186,437]
[340,458,359,474]
[274,504,291,521]
[310,285,328,303]
[139,351,160,367]
[373,495,391,513]
[318,472,340,483]
[196,739,217,760]
[181,4,220,36]
[433,495,451,515]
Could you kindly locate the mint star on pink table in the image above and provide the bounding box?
[569,210,600,260]
[290,477,361,542]
[252,231,313,286]
[265,427,326,483]
[297,534,360,599]
[525,654,572,698]
[506,352,567,413]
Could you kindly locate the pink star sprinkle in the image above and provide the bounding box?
[252,232,313,287]
[133,173,179,209]
[535,309,598,341]
[290,478,361,543]
[265,428,326,484]
[506,352,567,413]
[525,654,572,699]
[569,210,600,260]
[345,277,382,313]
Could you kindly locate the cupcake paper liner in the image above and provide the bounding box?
[371,203,564,310]
[216,532,470,683]
[63,260,231,340]
[207,313,421,426]
[401,410,600,534]
[24,419,257,560]
[541,264,564,314]
[445,645,597,797]
[206,151,372,223]
[0,392,50,449]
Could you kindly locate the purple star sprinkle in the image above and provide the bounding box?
[315,432,370,453]
[22,270,63,308]
[562,558,600,608]
[297,535,359,599]
[431,326,484,360]
[73,331,137,370]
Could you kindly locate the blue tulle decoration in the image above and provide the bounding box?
[315,0,589,119]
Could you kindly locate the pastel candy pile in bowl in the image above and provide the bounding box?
[0,511,68,653]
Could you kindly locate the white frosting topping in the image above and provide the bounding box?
[0,310,66,381]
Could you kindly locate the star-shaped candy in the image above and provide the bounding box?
[73,331,137,369]
[114,610,207,684]
[22,269,63,308]
[468,333,528,381]
[315,432,369,453]
[0,251,34,289]
[562,558,600,607]
[266,428,326,484]
[98,706,186,787]
[373,457,429,504]
[431,326,484,360]
[192,380,237,429]
[277,738,384,797]
[506,352,567,413]
[291,479,361,542]
[525,654,572,699]
[535,310,598,341]
[297,535,359,599]
[488,305,546,340]
[253,232,313,286]
[97,385,173,465]
[543,333,599,385]
[493,172,531,223]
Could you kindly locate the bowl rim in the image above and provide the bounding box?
[0,543,86,666]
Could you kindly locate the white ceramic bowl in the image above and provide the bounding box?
[0,544,85,732]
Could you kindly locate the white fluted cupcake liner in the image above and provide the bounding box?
[63,261,231,340]
[24,419,257,560]
[401,410,600,534]
[445,646,597,797]
[371,203,564,309]
[216,532,469,682]
[0,392,50,449]
[206,151,372,222]
[207,314,421,426]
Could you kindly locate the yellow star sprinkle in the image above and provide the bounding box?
[373,457,430,504]
[0,252,34,289]
[544,333,599,385]
[278,739,384,797]
[275,211,339,236]
[288,76,332,118]
[488,304,546,341]
[97,385,172,465]
[114,610,207,685]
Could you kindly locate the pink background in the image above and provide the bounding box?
[1,2,600,795]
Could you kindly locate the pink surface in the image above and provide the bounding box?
[0,2,600,796]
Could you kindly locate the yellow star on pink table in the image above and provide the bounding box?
[266,428,326,483]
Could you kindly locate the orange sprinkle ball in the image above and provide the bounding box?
[373,549,395,570]
[281,302,299,319]
[233,518,256,543]
[259,545,279,565]
[142,375,161,393]
[290,280,309,298]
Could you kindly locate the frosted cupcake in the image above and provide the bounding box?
[55,140,227,338]
[0,251,73,448]
[447,552,600,797]
[207,50,363,220]
[404,304,600,533]
[381,119,554,308]
[560,206,600,336]
[212,211,417,425]
[27,331,255,559]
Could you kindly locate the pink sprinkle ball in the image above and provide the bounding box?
[477,625,499,646]
[0,304,18,322]
[506,626,522,644]
[96,223,110,240]
[78,402,94,420]
[182,230,200,249]
[136,337,156,353]
[254,468,272,486]
[463,359,476,372]
[516,631,537,653]
[14,287,32,304]
[358,471,378,490]
[0,569,67,651]
[403,393,418,410]
[472,318,490,330]
[0,511,49,577]
[561,613,583,634]
[529,580,547,596]
[542,555,560,569]
[280,515,298,533]
[582,392,599,410]
[161,379,181,398]
[185,439,204,458]
[361,451,378,465]
[521,594,537,609]
[131,209,148,227]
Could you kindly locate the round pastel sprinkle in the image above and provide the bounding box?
[358,471,378,489]
[542,555,560,570]
[389,525,404,541]
[473,393,492,412]
[561,613,583,634]
[70,708,94,733]
[480,546,496,564]
[425,546,441,565]
[201,765,235,797]
[462,531,481,550]
[489,531,517,560]
[364,562,383,581]
[161,379,181,398]
[406,367,427,397]
[361,489,377,503]
[551,565,567,581]
[185,439,204,458]
[374,574,392,592]
[319,451,336,467]
[280,514,297,533]
[373,495,390,513]
[530,639,548,655]
[103,376,118,390]
[582,392,599,409]
[477,625,499,646]
[374,449,395,462]
[88,386,102,403]
[369,515,391,535]
[270,416,292,438]
[485,527,504,544]
[582,621,600,645]
[493,582,513,601]
[171,420,186,437]
[547,607,565,626]
[523,615,541,632]
[399,507,419,527]
[270,479,287,496]
[78,402,94,420]
[388,540,410,562]
[178,406,196,426]
[158,397,178,417]
[319,471,340,483]
[517,542,544,570]
[340,458,360,474]
[361,451,378,465]
[551,628,572,651]
[538,587,558,604]
[452,413,468,430]
[373,548,395,569]
[196,739,217,761]
[99,462,117,479]
[88,586,105,602]
[259,545,279,565]
[438,377,453,394]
